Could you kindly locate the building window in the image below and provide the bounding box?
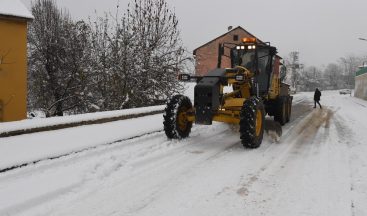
[233,35,239,41]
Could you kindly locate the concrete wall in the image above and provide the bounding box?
[194,28,253,76]
[355,73,367,100]
[0,17,28,122]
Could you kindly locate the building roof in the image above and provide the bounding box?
[193,26,282,60]
[193,26,264,55]
[0,0,34,20]
[356,66,367,77]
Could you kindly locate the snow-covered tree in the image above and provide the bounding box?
[127,0,187,107]
[27,0,189,115]
[28,0,91,116]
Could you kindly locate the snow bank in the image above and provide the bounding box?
[0,105,165,136]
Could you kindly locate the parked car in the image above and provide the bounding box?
[339,89,351,95]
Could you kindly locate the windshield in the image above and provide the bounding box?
[240,50,256,71]
[232,48,270,72]
[257,49,270,74]
[229,46,275,95]
[231,49,256,71]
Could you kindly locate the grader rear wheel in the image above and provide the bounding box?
[240,97,265,149]
[163,95,193,139]
[286,97,292,123]
[275,97,287,125]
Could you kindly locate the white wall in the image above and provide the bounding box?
[355,73,367,100]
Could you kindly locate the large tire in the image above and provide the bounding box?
[285,97,292,123]
[274,97,287,125]
[163,95,193,139]
[240,97,265,149]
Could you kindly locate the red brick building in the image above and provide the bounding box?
[193,26,262,76]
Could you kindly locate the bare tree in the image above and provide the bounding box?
[338,55,362,89]
[86,0,188,110]
[323,63,342,89]
[301,66,323,91]
[28,0,91,116]
[285,51,302,90]
[27,0,188,116]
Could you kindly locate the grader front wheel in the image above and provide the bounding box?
[240,97,265,149]
[163,95,193,139]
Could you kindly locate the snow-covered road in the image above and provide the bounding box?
[1,91,367,216]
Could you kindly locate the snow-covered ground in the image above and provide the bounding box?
[0,114,163,170]
[0,91,366,216]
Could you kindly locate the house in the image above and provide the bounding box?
[355,66,367,100]
[0,0,33,122]
[193,26,263,76]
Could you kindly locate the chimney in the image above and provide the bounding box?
[228,26,233,31]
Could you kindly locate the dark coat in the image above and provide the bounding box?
[314,89,321,101]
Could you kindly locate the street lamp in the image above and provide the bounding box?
[358,38,367,67]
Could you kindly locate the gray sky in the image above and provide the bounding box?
[21,0,367,67]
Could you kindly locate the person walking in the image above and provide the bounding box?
[314,88,322,109]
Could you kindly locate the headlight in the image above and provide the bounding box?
[246,45,256,50]
[235,75,245,81]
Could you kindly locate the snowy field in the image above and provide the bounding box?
[0,90,367,216]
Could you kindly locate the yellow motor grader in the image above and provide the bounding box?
[163,37,292,148]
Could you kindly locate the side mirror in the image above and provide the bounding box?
[178,73,191,81]
[269,47,277,56]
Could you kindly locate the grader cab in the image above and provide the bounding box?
[163,37,292,148]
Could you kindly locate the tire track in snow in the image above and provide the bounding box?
[246,105,360,216]
[0,123,236,215]
[333,114,358,216]
[234,107,341,215]
[231,100,318,199]
[125,101,318,216]
[12,126,238,216]
[0,131,171,216]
